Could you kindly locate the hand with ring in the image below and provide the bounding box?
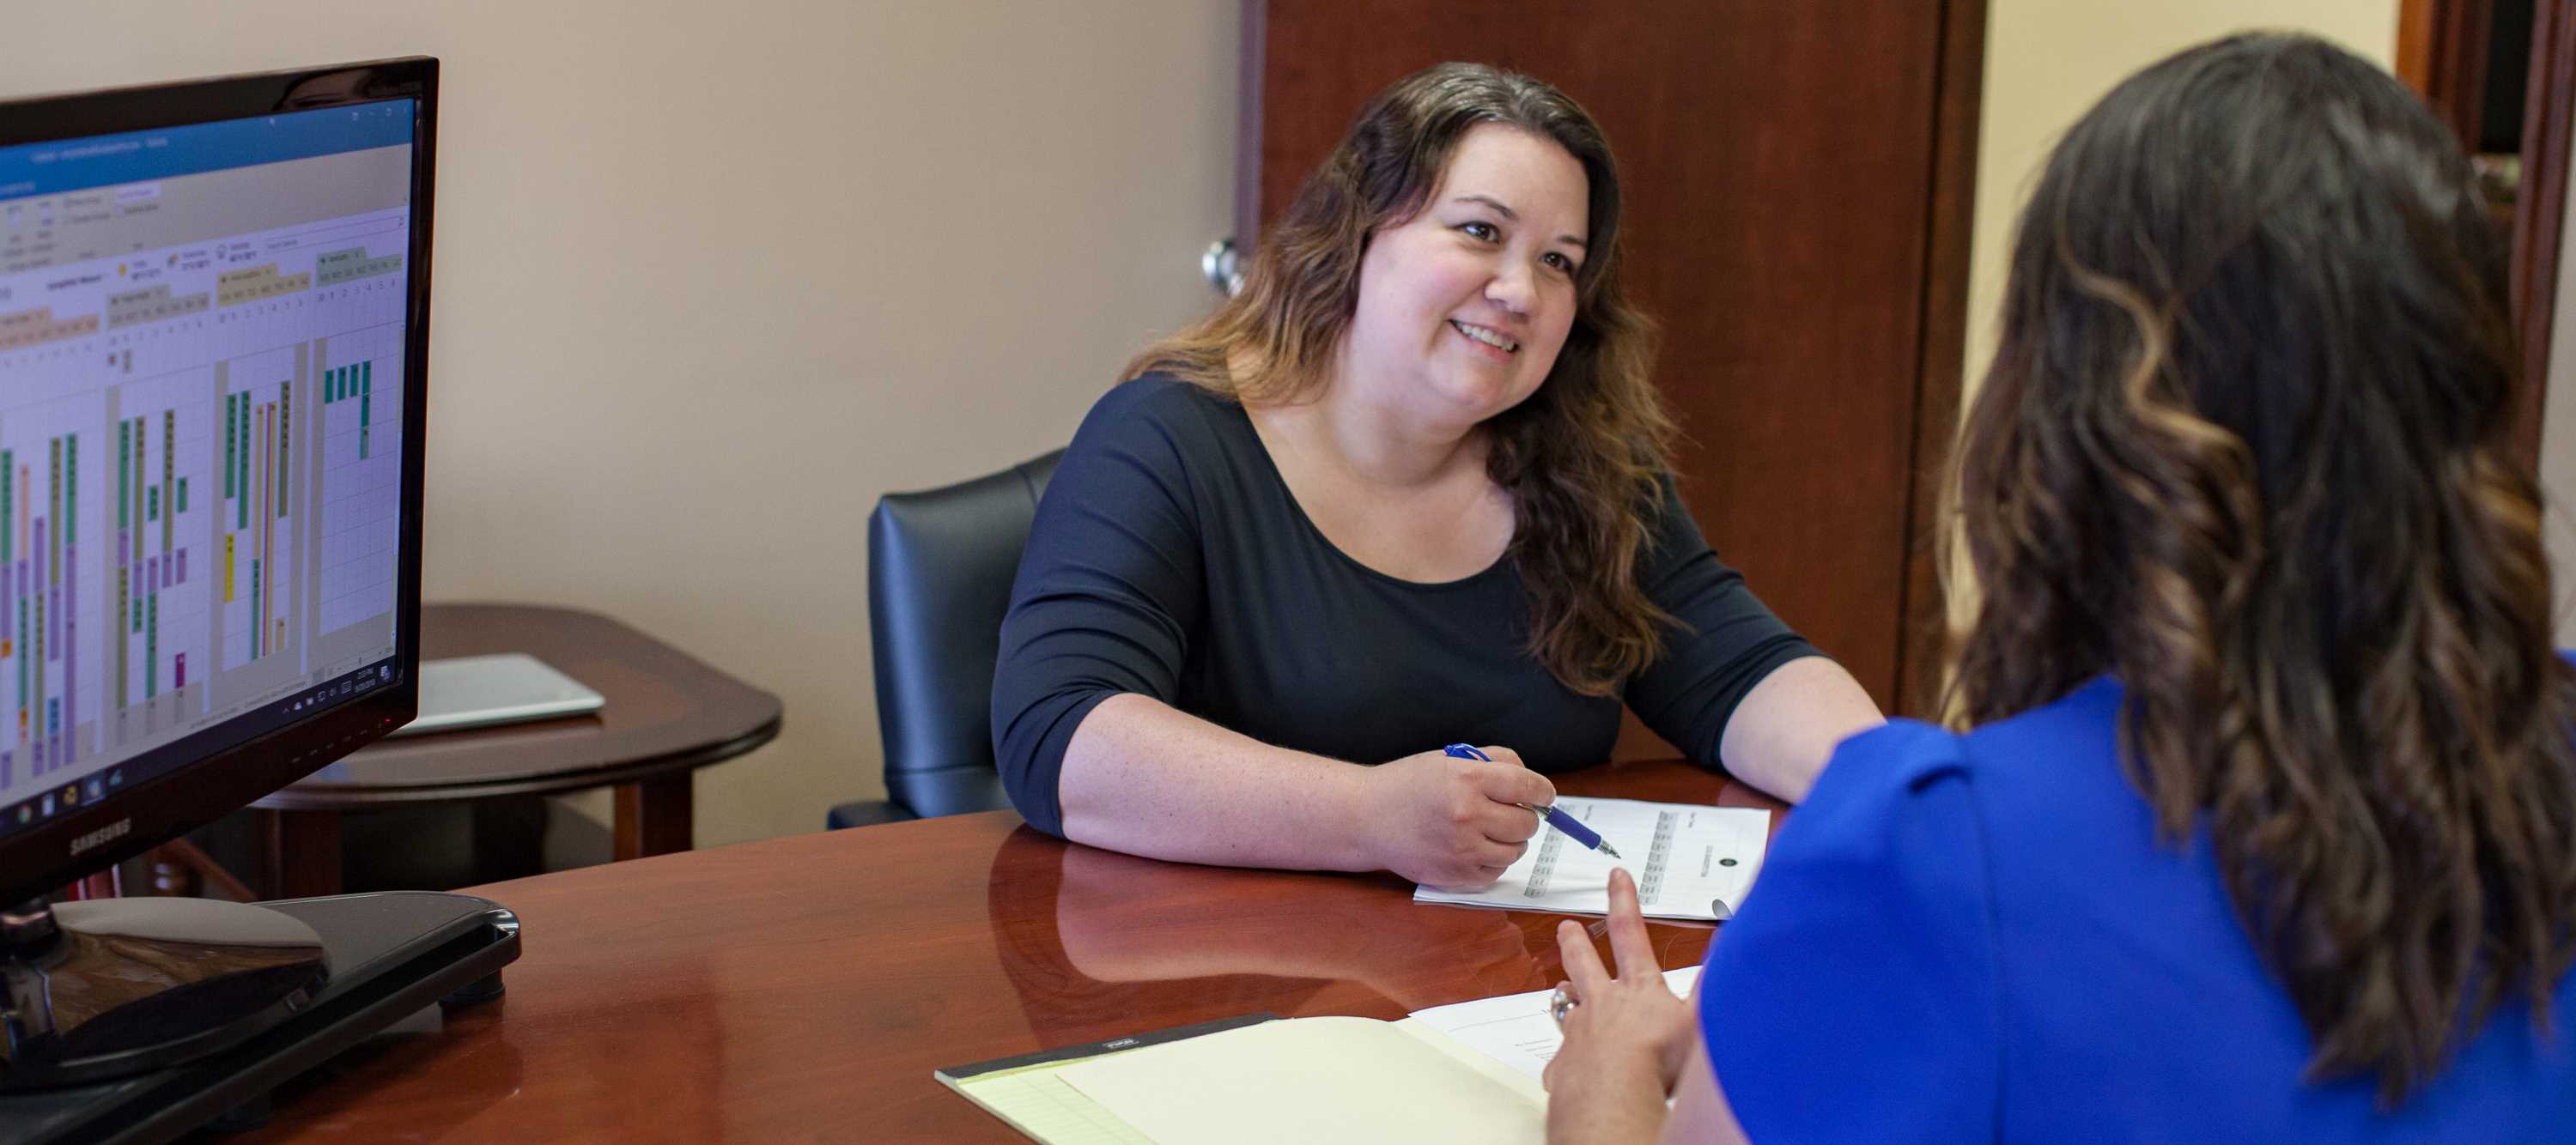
[1549,982,1577,1027]
[1540,867,1698,1100]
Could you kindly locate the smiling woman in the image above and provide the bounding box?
[1340,124,1588,433]
[987,63,1884,889]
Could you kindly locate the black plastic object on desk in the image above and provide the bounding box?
[0,891,519,1145]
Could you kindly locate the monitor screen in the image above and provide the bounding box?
[0,60,431,906]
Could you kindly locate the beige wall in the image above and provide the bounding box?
[2542,168,2576,644]
[0,1,1240,852]
[1965,1,2402,398]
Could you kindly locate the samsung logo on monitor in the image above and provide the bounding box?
[69,818,130,857]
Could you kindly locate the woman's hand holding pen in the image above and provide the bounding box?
[1364,744,1557,890]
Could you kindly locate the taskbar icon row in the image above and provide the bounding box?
[3,765,126,832]
[282,661,398,718]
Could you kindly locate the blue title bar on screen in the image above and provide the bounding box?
[0,99,414,202]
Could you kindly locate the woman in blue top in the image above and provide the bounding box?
[1542,33,2576,1143]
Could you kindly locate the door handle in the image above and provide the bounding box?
[1201,239,1244,298]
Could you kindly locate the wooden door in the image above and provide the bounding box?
[1242,1,1986,722]
[2397,0,2576,470]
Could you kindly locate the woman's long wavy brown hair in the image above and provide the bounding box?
[1123,63,1675,694]
[1950,33,2576,1103]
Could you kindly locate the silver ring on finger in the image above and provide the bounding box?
[1548,984,1577,1027]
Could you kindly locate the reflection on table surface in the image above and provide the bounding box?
[238,758,1773,1142]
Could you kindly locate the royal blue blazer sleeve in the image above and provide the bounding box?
[1698,719,2003,1142]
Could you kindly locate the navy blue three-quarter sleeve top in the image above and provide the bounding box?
[989,373,1822,837]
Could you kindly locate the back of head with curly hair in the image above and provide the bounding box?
[1949,33,2576,1105]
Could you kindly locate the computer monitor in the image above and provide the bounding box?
[0,58,434,1088]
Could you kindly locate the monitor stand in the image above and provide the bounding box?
[0,891,518,1144]
[0,896,331,1088]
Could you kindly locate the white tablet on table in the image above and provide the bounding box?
[389,652,606,737]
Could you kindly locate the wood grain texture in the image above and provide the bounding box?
[255,808,342,900]
[2405,0,2574,471]
[234,760,1779,1143]
[2399,0,2439,91]
[1253,1,1974,712]
[2397,0,2497,148]
[2512,0,2574,470]
[1893,0,1987,719]
[612,773,696,861]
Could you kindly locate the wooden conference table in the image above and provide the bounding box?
[239,759,1783,1143]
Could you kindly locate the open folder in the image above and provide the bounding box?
[940,1013,1541,1144]
[936,968,1700,1145]
[938,962,1700,1142]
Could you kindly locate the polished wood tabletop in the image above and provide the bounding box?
[236,759,1781,1143]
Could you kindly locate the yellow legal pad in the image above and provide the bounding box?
[936,1010,1549,1145]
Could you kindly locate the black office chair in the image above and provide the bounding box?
[829,449,1064,829]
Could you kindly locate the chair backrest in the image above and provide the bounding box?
[866,449,1063,819]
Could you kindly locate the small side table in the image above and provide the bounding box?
[245,603,783,899]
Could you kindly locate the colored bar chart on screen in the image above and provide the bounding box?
[0,187,417,800]
[319,344,399,637]
[323,362,376,458]
[106,367,216,744]
[0,412,95,785]
[222,370,300,672]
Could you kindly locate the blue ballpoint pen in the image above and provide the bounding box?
[1443,743,1625,859]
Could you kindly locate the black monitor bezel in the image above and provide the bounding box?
[0,58,436,905]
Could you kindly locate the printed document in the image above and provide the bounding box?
[1413,797,1770,920]
[1407,966,1703,1080]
